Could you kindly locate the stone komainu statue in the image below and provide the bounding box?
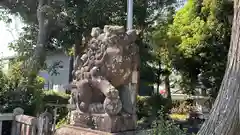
[69,25,139,115]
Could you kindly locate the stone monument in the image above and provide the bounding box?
[55,25,139,135]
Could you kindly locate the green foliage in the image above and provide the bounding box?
[151,6,176,76]
[137,4,176,85]
[42,90,70,104]
[151,112,186,135]
[8,25,38,61]
[0,9,12,23]
[137,95,170,120]
[0,67,69,134]
[139,109,186,135]
[56,117,68,129]
[41,90,70,123]
[153,0,233,97]
[0,59,70,120]
[5,0,127,55]
[3,0,177,86]
[0,61,44,115]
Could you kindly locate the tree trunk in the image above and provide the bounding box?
[164,73,171,101]
[68,55,74,82]
[35,0,48,64]
[74,36,83,58]
[197,1,240,134]
[157,61,161,93]
[28,0,49,82]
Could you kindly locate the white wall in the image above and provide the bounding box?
[0,52,70,92]
[39,52,70,91]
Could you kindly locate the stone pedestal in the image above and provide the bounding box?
[69,111,137,133]
[54,125,152,135]
[55,126,112,135]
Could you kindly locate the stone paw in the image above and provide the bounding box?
[106,88,119,99]
[103,97,122,115]
[79,102,89,113]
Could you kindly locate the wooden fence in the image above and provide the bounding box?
[0,108,53,135]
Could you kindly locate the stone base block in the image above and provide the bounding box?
[54,125,152,135]
[70,111,137,133]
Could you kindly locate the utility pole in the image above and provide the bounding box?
[127,0,133,30]
[127,0,139,130]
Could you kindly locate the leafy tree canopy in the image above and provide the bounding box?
[153,0,233,97]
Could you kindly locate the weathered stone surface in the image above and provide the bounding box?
[103,97,122,115]
[54,125,152,135]
[64,25,140,134]
[68,25,139,115]
[55,125,111,135]
[69,111,137,133]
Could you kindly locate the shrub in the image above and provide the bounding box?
[41,90,70,123]
[137,94,170,120]
[0,75,44,115]
[0,64,70,133]
[42,90,70,104]
[171,100,196,114]
[139,110,187,135]
[151,119,186,135]
[149,110,187,135]
[0,64,45,135]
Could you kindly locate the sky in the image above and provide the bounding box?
[0,15,23,58]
